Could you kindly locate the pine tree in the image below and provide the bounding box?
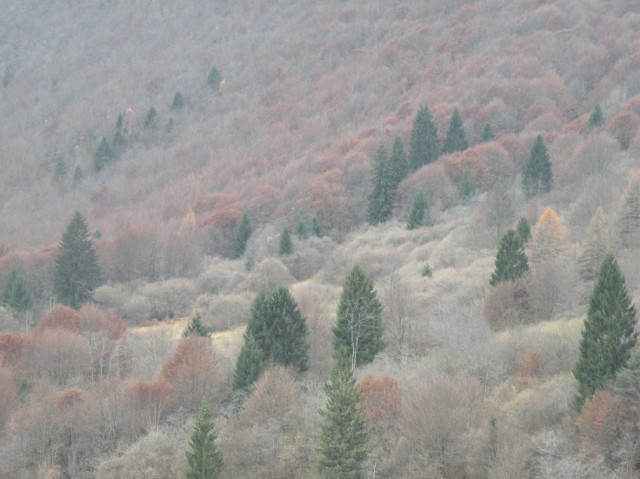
[94,137,114,171]
[480,123,495,142]
[389,136,408,188]
[207,67,222,90]
[144,106,158,128]
[279,226,293,255]
[516,217,531,244]
[246,287,308,372]
[232,332,265,391]
[112,113,126,149]
[367,144,395,225]
[311,217,323,237]
[489,229,529,286]
[588,104,604,130]
[318,351,369,479]
[573,253,637,410]
[53,212,103,309]
[2,267,33,313]
[406,191,431,230]
[295,217,308,240]
[521,135,553,198]
[409,104,440,171]
[183,312,211,338]
[442,108,468,154]
[172,91,185,110]
[184,401,224,479]
[334,265,384,370]
[234,212,251,258]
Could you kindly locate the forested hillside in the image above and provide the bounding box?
[2,0,640,477]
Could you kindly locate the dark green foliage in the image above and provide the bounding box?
[183,313,211,338]
[421,263,432,278]
[459,170,475,201]
[311,217,323,237]
[232,332,265,391]
[2,65,14,88]
[481,123,495,142]
[389,136,408,188]
[409,104,440,171]
[573,254,637,410]
[172,91,185,110]
[442,108,468,154]
[367,144,395,225]
[406,191,431,230]
[317,351,369,478]
[516,217,531,244]
[588,104,604,130]
[184,402,224,479]
[53,154,67,179]
[207,67,222,90]
[279,226,293,255]
[113,113,127,148]
[521,135,553,198]
[144,106,158,128]
[614,349,640,399]
[246,287,308,372]
[295,217,308,240]
[94,137,114,171]
[53,212,102,309]
[3,267,33,313]
[489,229,529,286]
[333,265,383,370]
[234,213,251,258]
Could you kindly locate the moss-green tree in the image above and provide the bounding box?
[573,253,637,410]
[311,216,323,237]
[521,135,553,198]
[409,104,440,171]
[94,137,114,171]
[459,170,475,201]
[53,212,102,309]
[389,136,408,188]
[232,332,265,391]
[367,144,395,225]
[480,123,495,142]
[442,108,468,154]
[2,267,33,313]
[207,67,222,90]
[489,229,529,286]
[246,287,308,372]
[516,217,531,244]
[144,106,158,128]
[588,104,604,130]
[183,312,211,338]
[279,226,293,255]
[172,91,185,111]
[318,350,369,479]
[184,401,224,479]
[334,265,383,370]
[406,191,431,230]
[295,217,308,240]
[234,212,251,258]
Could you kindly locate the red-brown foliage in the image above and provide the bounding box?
[0,366,17,431]
[483,280,530,330]
[0,332,32,367]
[577,389,626,460]
[128,379,174,428]
[35,306,82,335]
[28,329,91,387]
[77,304,126,340]
[358,373,402,432]
[607,111,640,150]
[515,350,543,380]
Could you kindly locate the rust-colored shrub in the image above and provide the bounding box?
[483,280,530,330]
[35,306,82,335]
[358,374,402,432]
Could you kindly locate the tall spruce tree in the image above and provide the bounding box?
[295,217,308,240]
[232,332,265,391]
[367,144,395,225]
[311,217,323,237]
[389,136,408,188]
[333,265,383,370]
[184,402,224,479]
[409,104,440,171]
[480,123,495,142]
[183,312,211,338]
[489,229,529,286]
[573,253,637,410]
[516,217,532,244]
[234,212,251,258]
[588,104,604,130]
[2,267,33,313]
[317,351,369,479]
[406,191,431,230]
[246,287,308,372]
[94,137,114,171]
[207,67,222,90]
[279,227,293,255]
[521,135,553,198]
[442,108,468,154]
[53,212,102,309]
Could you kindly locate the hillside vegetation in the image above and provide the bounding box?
[2,0,640,477]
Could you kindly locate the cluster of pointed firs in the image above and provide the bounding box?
[488,217,638,413]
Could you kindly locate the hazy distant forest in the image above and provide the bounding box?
[2,0,640,477]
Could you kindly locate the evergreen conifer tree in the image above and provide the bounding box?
[113,113,126,148]
[442,108,468,154]
[207,67,222,90]
[588,104,604,130]
[409,104,440,171]
[246,287,308,372]
[94,137,114,171]
[367,144,395,225]
[489,229,529,286]
[53,154,67,180]
[481,123,495,142]
[311,217,323,237]
[295,217,308,240]
[521,135,553,198]
[459,170,475,201]
[183,312,211,338]
[232,332,265,391]
[406,191,430,230]
[279,227,293,255]
[2,267,33,313]
[318,350,369,478]
[389,136,408,188]
[234,212,251,258]
[172,91,185,110]
[333,265,383,370]
[144,106,158,128]
[516,217,532,244]
[53,212,103,309]
[573,253,637,410]
[184,401,224,479]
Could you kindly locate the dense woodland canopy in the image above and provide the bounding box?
[2,0,640,477]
